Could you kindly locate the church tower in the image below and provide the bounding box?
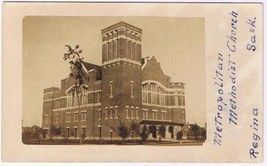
[101,22,143,137]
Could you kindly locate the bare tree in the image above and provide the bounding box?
[130,120,140,141]
[117,121,129,143]
[64,45,88,143]
[64,45,88,95]
[139,125,149,142]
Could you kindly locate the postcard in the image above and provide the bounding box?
[2,2,263,163]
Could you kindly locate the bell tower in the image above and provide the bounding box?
[101,21,142,64]
[101,22,143,136]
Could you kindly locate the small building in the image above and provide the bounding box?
[42,21,186,140]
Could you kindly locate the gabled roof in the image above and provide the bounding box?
[141,55,153,69]
[81,61,102,80]
[82,61,101,71]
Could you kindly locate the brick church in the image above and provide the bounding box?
[42,21,186,140]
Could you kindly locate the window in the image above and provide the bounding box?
[67,95,73,107]
[110,108,113,119]
[55,114,59,123]
[143,110,145,120]
[98,109,102,120]
[131,81,134,98]
[126,106,129,119]
[136,109,139,119]
[142,83,165,106]
[182,111,185,122]
[114,107,118,119]
[105,109,108,119]
[96,92,101,103]
[74,95,77,106]
[175,96,179,106]
[54,100,59,109]
[82,127,86,137]
[113,40,118,60]
[45,114,48,124]
[142,109,149,120]
[152,110,158,120]
[81,111,87,121]
[110,81,113,98]
[131,108,134,119]
[74,127,77,137]
[66,113,71,122]
[74,112,79,122]
[83,93,88,105]
[142,84,149,103]
[146,111,149,120]
[161,111,167,120]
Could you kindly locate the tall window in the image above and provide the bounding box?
[74,112,78,122]
[182,96,185,106]
[143,110,145,120]
[96,92,101,103]
[67,95,73,107]
[175,96,179,106]
[66,113,71,122]
[131,108,134,119]
[114,107,118,119]
[81,111,87,121]
[131,81,134,98]
[142,109,149,120]
[136,109,139,119]
[114,40,117,59]
[142,83,165,106]
[105,109,108,120]
[98,109,101,120]
[110,81,113,98]
[82,92,88,105]
[74,95,77,106]
[110,108,113,119]
[146,111,149,120]
[45,114,48,124]
[161,111,167,120]
[182,111,185,122]
[55,114,59,123]
[152,110,158,120]
[126,106,129,119]
[54,100,59,109]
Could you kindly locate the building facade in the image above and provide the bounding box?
[42,22,186,140]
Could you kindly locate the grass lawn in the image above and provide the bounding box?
[22,138,205,146]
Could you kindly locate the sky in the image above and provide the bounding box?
[23,16,206,127]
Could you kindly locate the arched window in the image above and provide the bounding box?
[142,82,165,106]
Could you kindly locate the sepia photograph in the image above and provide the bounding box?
[2,2,263,163]
[22,17,207,145]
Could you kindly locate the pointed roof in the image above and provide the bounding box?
[81,61,102,80]
[81,61,101,71]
